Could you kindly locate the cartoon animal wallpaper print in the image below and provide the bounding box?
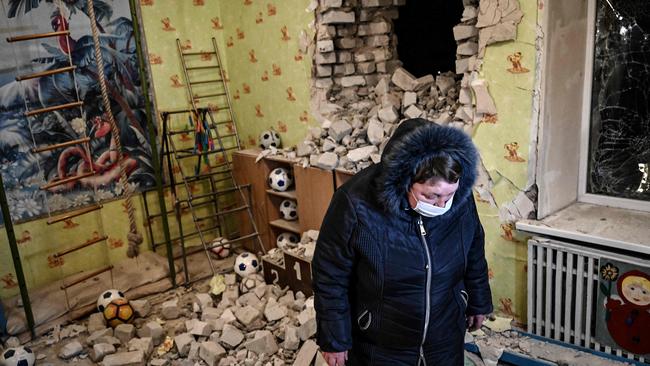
[507,52,529,74]
[211,17,224,30]
[596,260,650,356]
[504,142,525,162]
[161,17,175,31]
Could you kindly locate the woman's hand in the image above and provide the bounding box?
[466,314,486,331]
[322,351,348,366]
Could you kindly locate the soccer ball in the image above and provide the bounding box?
[210,237,231,258]
[97,289,126,313]
[103,298,135,328]
[234,252,260,277]
[259,129,281,149]
[1,346,35,366]
[277,232,299,249]
[279,200,298,221]
[268,168,293,192]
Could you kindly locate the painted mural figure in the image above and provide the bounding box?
[0,0,154,221]
[604,268,650,355]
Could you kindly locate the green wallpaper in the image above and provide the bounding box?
[140,0,315,149]
[472,0,538,323]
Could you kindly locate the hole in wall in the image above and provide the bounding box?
[394,0,464,77]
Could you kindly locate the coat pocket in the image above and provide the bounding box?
[357,309,372,331]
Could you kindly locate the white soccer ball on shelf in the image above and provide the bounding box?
[259,129,282,149]
[268,168,293,192]
[234,252,260,277]
[1,346,35,366]
[276,232,299,249]
[97,289,126,313]
[210,237,231,259]
[279,199,298,221]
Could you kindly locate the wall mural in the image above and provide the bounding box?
[595,259,650,356]
[0,0,154,223]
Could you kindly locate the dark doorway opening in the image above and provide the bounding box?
[393,0,464,77]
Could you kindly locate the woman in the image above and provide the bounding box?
[313,118,492,366]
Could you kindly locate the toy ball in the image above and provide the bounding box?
[1,346,35,366]
[268,168,293,192]
[103,298,135,328]
[259,129,282,149]
[279,200,298,221]
[210,237,231,259]
[276,232,299,249]
[234,252,260,277]
[97,289,126,313]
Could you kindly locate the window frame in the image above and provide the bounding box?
[577,0,650,212]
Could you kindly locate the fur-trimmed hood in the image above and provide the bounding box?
[375,118,478,216]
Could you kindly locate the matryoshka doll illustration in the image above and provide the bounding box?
[605,269,650,355]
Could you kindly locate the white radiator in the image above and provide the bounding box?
[527,237,649,364]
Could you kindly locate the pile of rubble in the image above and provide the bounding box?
[264,230,318,268]
[263,0,511,173]
[21,275,326,366]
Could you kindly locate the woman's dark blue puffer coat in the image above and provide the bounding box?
[312,119,493,365]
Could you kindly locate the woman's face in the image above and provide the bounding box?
[409,178,459,208]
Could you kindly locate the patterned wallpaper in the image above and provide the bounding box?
[140,0,315,149]
[472,0,538,324]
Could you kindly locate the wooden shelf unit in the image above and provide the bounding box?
[232,149,335,252]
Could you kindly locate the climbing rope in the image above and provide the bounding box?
[86,0,143,257]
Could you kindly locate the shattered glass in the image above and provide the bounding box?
[588,0,650,201]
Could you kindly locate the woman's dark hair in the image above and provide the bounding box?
[413,155,462,184]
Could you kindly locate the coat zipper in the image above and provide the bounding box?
[417,216,432,366]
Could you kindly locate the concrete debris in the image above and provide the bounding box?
[114,324,136,344]
[130,299,151,318]
[199,341,227,366]
[161,299,180,320]
[293,339,319,366]
[101,350,145,366]
[127,337,153,357]
[88,312,107,333]
[90,343,116,362]
[220,323,245,348]
[243,330,279,355]
[58,340,83,359]
[174,333,194,357]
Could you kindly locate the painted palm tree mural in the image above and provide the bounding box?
[0,0,154,222]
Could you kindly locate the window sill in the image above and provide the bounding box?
[515,202,650,255]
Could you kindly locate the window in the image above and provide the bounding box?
[579,0,650,211]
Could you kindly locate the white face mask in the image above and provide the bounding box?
[411,192,454,217]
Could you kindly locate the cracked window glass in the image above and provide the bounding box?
[588,0,650,201]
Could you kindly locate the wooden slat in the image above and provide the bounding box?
[186,65,220,70]
[32,137,90,153]
[193,92,227,99]
[16,66,76,81]
[182,51,216,56]
[41,171,95,190]
[266,189,296,200]
[60,265,113,290]
[189,79,222,85]
[7,30,70,42]
[47,204,102,225]
[269,219,300,234]
[53,235,108,258]
[25,101,83,117]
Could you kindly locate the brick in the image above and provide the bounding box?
[357,61,376,74]
[219,324,244,348]
[453,25,478,41]
[333,63,356,76]
[316,40,334,53]
[334,37,357,49]
[361,0,392,7]
[199,341,226,366]
[365,35,390,47]
[102,350,145,366]
[315,52,337,64]
[114,324,135,344]
[322,10,355,24]
[391,67,417,91]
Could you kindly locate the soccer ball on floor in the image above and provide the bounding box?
[97,289,126,313]
[268,168,293,192]
[276,232,299,249]
[279,200,298,221]
[0,346,35,366]
[210,237,231,258]
[259,129,281,149]
[103,298,135,328]
[234,252,260,277]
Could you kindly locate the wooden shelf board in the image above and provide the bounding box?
[269,219,301,234]
[266,189,297,200]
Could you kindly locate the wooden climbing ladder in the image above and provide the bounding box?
[6,5,114,308]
